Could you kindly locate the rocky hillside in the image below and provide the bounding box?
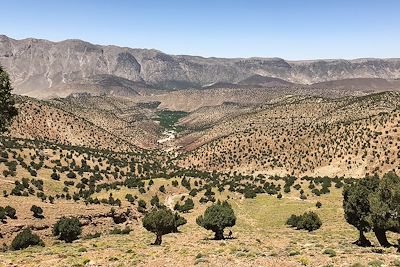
[6,96,141,152]
[1,35,400,98]
[177,91,400,178]
[49,95,162,149]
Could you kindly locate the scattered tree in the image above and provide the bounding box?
[368,172,400,247]
[0,66,18,133]
[142,207,186,245]
[343,175,378,246]
[343,173,400,247]
[196,200,236,240]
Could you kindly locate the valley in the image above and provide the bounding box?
[1,34,400,267]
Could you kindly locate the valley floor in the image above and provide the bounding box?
[1,188,398,267]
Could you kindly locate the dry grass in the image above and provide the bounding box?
[1,186,398,267]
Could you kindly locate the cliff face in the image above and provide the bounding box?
[1,35,400,98]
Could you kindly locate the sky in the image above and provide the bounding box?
[1,0,399,60]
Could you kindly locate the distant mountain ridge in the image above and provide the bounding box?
[1,34,400,98]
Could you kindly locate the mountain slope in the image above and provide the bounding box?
[177,92,400,177]
[1,35,400,98]
[6,96,141,152]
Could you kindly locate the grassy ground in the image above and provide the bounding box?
[155,110,188,132]
[1,185,399,267]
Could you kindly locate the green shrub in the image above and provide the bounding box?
[176,198,195,213]
[125,194,134,203]
[368,260,383,267]
[0,207,6,221]
[110,226,132,235]
[11,228,44,250]
[138,199,147,213]
[51,171,60,181]
[53,217,82,243]
[288,250,300,256]
[84,232,101,240]
[297,212,322,231]
[31,205,44,219]
[286,214,301,227]
[159,185,166,193]
[286,212,322,231]
[323,249,336,257]
[4,206,16,219]
[150,195,160,207]
[67,171,77,179]
[243,187,256,198]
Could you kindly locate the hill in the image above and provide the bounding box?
[177,91,400,178]
[6,96,142,152]
[310,78,400,91]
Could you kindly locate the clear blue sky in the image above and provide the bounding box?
[1,0,399,60]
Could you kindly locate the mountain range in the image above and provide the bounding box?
[1,34,400,98]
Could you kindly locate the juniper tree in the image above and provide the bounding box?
[342,175,379,246]
[0,66,17,133]
[368,172,400,247]
[142,207,186,245]
[343,172,400,247]
[196,200,236,240]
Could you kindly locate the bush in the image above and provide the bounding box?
[83,232,101,240]
[11,228,44,250]
[125,194,134,203]
[316,201,322,208]
[66,171,77,179]
[300,194,307,200]
[286,212,322,232]
[4,206,16,219]
[138,199,147,213]
[159,185,166,193]
[243,187,256,198]
[286,214,301,227]
[150,195,160,207]
[110,226,132,235]
[53,217,82,243]
[31,205,44,219]
[176,198,195,213]
[51,171,60,181]
[0,207,6,221]
[323,249,336,257]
